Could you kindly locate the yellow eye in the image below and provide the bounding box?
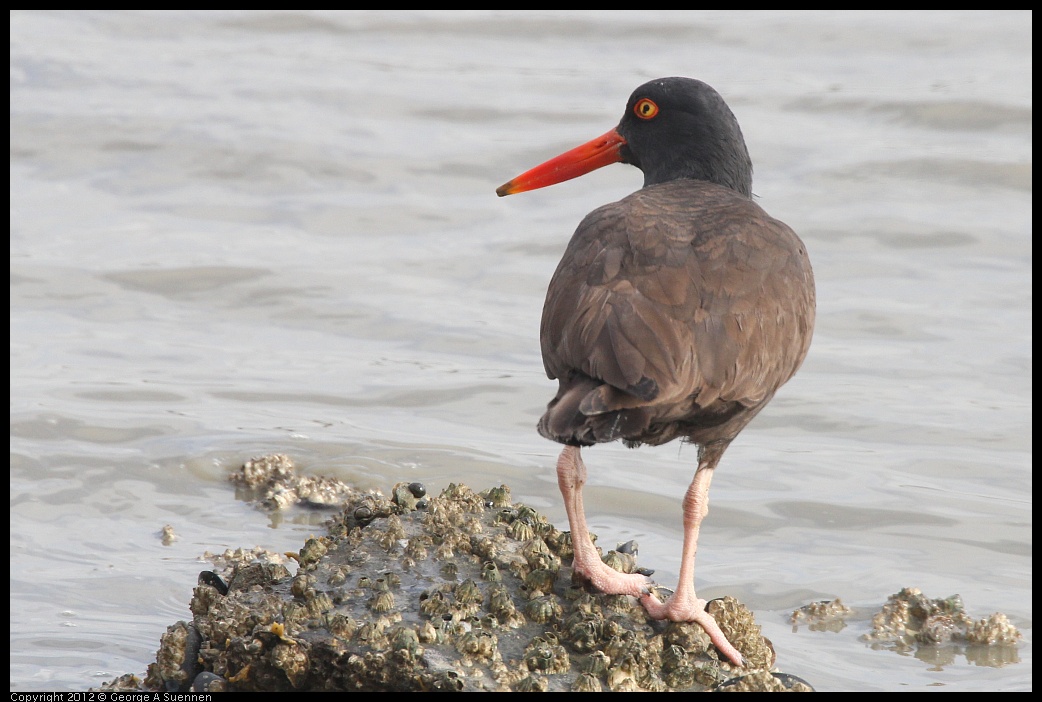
[633,97,658,120]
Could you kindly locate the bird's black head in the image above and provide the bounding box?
[616,77,753,198]
[496,77,754,200]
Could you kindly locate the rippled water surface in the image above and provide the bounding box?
[10,11,1031,691]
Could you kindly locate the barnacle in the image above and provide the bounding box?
[523,634,570,675]
[524,594,562,624]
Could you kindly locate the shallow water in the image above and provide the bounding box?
[10,10,1031,691]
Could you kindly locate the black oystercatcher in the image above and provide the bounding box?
[497,77,815,666]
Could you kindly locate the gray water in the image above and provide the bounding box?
[10,10,1031,691]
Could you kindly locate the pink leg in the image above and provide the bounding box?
[639,454,743,666]
[557,443,743,666]
[637,458,746,662]
[556,445,648,596]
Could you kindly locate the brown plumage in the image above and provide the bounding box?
[497,77,815,667]
[539,179,814,449]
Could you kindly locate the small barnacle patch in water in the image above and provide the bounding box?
[966,612,1022,646]
[159,524,178,545]
[790,598,852,633]
[860,587,1021,664]
[232,454,295,489]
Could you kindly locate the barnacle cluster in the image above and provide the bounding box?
[229,453,359,510]
[861,587,1022,667]
[100,455,814,692]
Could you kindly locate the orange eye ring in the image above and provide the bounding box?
[633,97,659,120]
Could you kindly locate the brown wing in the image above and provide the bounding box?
[539,180,814,446]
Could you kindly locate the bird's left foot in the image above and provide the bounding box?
[640,590,744,667]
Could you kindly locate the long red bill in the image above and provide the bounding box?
[496,128,626,197]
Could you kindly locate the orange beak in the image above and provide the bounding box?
[496,128,627,197]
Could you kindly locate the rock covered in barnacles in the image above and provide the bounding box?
[229,454,360,511]
[100,457,806,692]
[859,587,1022,667]
[143,621,202,691]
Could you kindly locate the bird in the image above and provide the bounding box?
[496,77,815,667]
